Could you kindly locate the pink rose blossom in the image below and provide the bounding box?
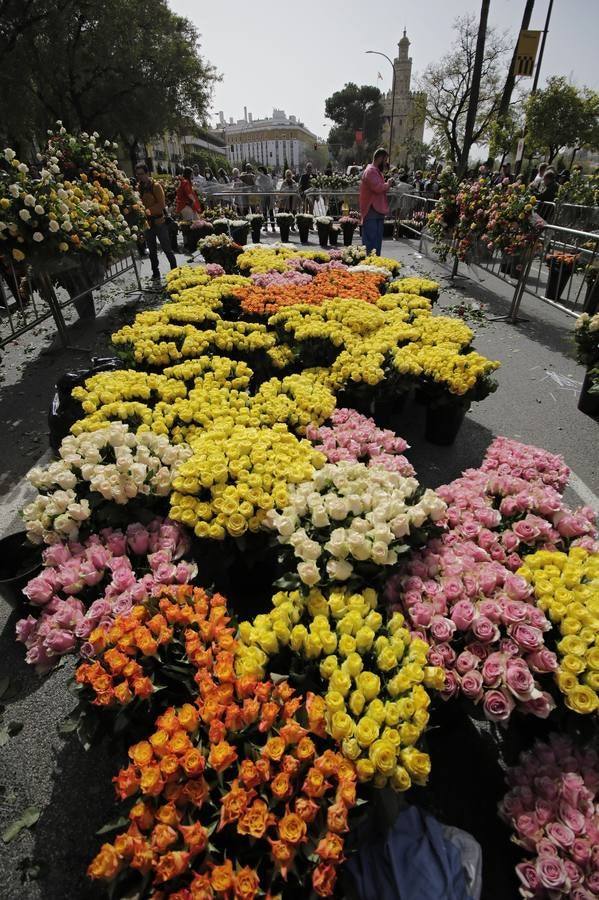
[536,855,568,891]
[483,689,515,723]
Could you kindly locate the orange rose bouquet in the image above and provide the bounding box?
[89,675,358,898]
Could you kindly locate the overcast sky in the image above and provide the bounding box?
[171,0,599,139]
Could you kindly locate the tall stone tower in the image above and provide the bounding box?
[382,29,426,166]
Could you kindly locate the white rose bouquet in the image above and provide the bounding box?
[264,461,446,588]
[23,422,192,544]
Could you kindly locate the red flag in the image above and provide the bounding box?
[355,130,364,144]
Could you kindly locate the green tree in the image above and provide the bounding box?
[325,83,384,162]
[525,77,599,163]
[416,15,512,168]
[0,0,219,168]
[488,109,524,164]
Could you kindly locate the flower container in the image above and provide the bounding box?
[229,223,250,246]
[546,260,574,301]
[373,393,408,430]
[329,225,340,247]
[0,531,43,608]
[276,214,294,244]
[247,216,263,244]
[425,400,470,446]
[583,276,599,316]
[342,223,357,246]
[213,219,230,236]
[383,219,395,239]
[296,215,313,244]
[499,253,524,278]
[577,371,599,419]
[316,222,331,248]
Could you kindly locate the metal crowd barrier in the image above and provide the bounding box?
[0,250,142,351]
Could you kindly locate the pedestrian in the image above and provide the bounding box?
[255,166,275,231]
[359,147,394,256]
[529,162,547,191]
[278,169,298,215]
[537,169,559,221]
[217,168,230,184]
[204,168,215,183]
[191,165,205,191]
[238,163,255,215]
[493,162,514,185]
[175,167,202,222]
[135,164,178,281]
[298,162,315,213]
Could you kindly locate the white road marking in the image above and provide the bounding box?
[569,471,599,512]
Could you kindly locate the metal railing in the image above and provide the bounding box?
[0,250,142,351]
[508,224,599,322]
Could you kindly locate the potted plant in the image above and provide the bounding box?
[229,219,250,246]
[276,212,294,243]
[329,223,341,247]
[315,215,333,247]
[246,213,264,244]
[545,250,580,301]
[339,214,360,246]
[197,233,243,273]
[295,213,313,244]
[577,367,599,419]
[212,217,230,236]
[583,263,599,315]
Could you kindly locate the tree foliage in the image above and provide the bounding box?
[0,0,219,165]
[416,15,512,168]
[525,77,599,163]
[325,83,384,160]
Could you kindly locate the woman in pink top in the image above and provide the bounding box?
[359,148,394,255]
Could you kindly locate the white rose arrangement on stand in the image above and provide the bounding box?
[264,461,447,587]
[23,422,192,544]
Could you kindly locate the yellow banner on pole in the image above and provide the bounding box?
[514,30,541,77]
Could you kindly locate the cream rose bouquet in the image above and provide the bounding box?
[264,461,446,588]
[23,422,192,544]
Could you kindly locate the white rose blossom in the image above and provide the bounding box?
[23,423,192,544]
[264,461,447,587]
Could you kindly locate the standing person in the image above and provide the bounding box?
[298,162,315,213]
[530,162,547,191]
[135,164,177,281]
[217,168,230,184]
[256,166,275,232]
[537,169,559,221]
[238,164,255,215]
[175,167,202,222]
[359,147,394,256]
[493,162,514,185]
[278,169,298,214]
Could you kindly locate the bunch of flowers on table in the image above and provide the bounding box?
[23,423,191,545]
[348,264,393,280]
[165,269,249,303]
[85,589,358,897]
[361,253,401,275]
[197,233,243,271]
[249,270,313,288]
[284,256,347,275]
[518,547,599,715]
[264,460,446,588]
[498,733,599,899]
[306,408,415,476]
[169,423,325,540]
[236,586,445,788]
[16,519,196,673]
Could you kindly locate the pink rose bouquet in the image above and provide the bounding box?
[480,437,570,492]
[499,734,599,898]
[307,408,415,477]
[16,518,197,673]
[250,270,313,287]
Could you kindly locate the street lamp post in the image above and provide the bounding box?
[366,50,396,159]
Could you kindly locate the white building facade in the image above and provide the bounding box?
[214,109,319,172]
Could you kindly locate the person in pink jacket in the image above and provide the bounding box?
[359,147,395,255]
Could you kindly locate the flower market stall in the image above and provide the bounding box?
[4,208,599,900]
[0,127,145,346]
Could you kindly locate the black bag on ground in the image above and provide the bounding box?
[48,357,123,454]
